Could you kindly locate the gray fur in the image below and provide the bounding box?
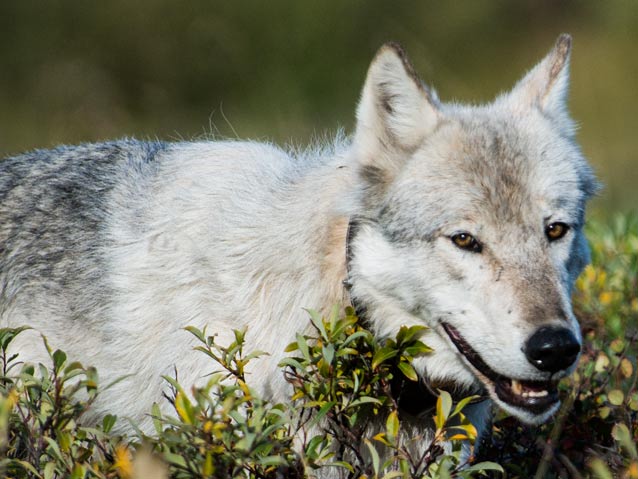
[1,36,597,474]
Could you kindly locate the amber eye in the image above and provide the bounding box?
[545,222,570,241]
[451,233,482,253]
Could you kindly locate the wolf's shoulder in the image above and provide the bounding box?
[3,137,167,168]
[1,138,167,185]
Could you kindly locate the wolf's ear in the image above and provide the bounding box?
[509,34,572,118]
[353,43,439,190]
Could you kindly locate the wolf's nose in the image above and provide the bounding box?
[524,326,580,373]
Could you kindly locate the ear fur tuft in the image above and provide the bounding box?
[353,43,439,192]
[509,34,573,118]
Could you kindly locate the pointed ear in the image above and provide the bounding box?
[353,43,439,190]
[509,34,572,117]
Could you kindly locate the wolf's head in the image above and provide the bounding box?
[347,35,599,424]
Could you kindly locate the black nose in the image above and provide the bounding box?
[524,326,581,373]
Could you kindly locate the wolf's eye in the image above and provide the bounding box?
[451,233,482,253]
[545,222,569,241]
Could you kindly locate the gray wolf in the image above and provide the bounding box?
[1,34,597,453]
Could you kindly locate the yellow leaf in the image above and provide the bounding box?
[621,358,633,378]
[386,410,399,440]
[608,389,624,406]
[599,291,613,305]
[114,445,133,479]
[595,353,610,372]
[610,339,625,353]
[175,391,193,424]
[203,452,214,476]
[7,389,19,408]
[203,420,214,433]
[434,391,452,431]
[584,264,596,283]
[596,270,607,287]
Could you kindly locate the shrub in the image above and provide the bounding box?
[0,327,127,478]
[0,315,499,478]
[0,213,636,478]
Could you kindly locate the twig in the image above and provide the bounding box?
[534,391,576,479]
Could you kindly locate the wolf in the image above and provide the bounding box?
[1,34,596,460]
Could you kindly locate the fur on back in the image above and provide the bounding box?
[1,37,597,468]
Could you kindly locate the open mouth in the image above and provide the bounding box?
[442,322,559,416]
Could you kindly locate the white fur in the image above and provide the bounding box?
[4,37,597,475]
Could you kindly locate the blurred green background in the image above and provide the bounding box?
[0,1,635,213]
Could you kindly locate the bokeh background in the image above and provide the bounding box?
[0,1,635,214]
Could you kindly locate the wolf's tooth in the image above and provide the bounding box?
[520,388,549,398]
[511,379,523,395]
[530,390,548,398]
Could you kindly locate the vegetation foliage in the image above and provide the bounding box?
[0,214,636,478]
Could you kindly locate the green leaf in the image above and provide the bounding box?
[396,325,427,345]
[278,357,305,372]
[0,326,32,351]
[588,458,614,479]
[259,456,288,467]
[328,304,341,333]
[43,437,65,463]
[307,309,328,340]
[184,325,206,343]
[44,462,56,479]
[102,414,117,434]
[381,472,407,479]
[364,439,380,475]
[58,431,71,452]
[403,340,434,357]
[331,315,359,339]
[452,395,481,416]
[70,463,86,479]
[462,461,504,473]
[163,451,188,468]
[611,423,638,458]
[397,361,418,381]
[322,343,335,365]
[233,328,246,345]
[342,330,373,347]
[63,361,84,375]
[347,396,383,408]
[52,349,67,373]
[295,333,310,359]
[329,462,353,473]
[372,346,399,370]
[309,401,336,428]
[11,460,43,477]
[244,350,269,361]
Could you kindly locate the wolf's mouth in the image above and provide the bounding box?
[442,322,559,416]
